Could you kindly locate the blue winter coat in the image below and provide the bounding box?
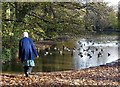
[19,37,38,62]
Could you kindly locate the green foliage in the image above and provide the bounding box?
[2,48,11,62]
[2,2,118,62]
[84,2,118,33]
[2,2,117,39]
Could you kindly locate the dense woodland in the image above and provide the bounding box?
[2,2,118,62]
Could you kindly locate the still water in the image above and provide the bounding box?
[2,51,73,73]
[2,36,119,73]
[73,39,119,69]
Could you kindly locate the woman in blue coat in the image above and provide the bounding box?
[19,32,39,77]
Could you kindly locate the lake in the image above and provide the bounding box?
[2,35,119,73]
[73,38,119,69]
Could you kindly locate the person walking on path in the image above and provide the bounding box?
[19,32,39,77]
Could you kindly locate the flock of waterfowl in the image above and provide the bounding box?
[76,39,119,59]
[42,39,119,62]
[73,39,119,69]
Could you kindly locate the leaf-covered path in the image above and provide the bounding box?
[1,59,120,87]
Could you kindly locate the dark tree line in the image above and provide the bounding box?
[2,2,118,61]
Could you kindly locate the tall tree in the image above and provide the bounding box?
[2,2,118,62]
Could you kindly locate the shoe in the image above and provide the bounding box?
[24,72,29,77]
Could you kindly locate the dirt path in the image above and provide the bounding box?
[1,59,120,86]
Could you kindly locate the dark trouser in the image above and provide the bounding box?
[24,66,33,77]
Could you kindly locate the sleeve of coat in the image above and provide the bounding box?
[30,39,38,57]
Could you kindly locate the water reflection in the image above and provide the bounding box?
[37,51,73,72]
[2,51,73,73]
[73,39,119,69]
[2,37,119,73]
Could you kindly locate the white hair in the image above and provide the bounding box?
[23,32,28,37]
